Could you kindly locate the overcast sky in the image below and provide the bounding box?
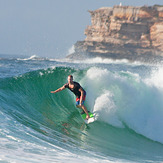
[0,0,162,58]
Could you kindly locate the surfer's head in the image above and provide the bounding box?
[68,75,73,84]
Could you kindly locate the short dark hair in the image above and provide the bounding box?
[68,75,73,79]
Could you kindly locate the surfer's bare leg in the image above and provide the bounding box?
[77,105,90,119]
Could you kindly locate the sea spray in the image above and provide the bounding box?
[76,66,163,143]
[67,45,75,56]
[93,91,123,127]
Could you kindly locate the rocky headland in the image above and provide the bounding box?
[67,5,163,62]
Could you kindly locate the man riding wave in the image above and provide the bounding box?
[51,75,90,119]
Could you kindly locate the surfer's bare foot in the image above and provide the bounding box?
[86,115,90,120]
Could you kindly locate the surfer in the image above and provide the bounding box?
[51,75,90,119]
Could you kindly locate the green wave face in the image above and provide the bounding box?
[1,66,163,162]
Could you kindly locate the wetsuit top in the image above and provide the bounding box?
[64,82,86,98]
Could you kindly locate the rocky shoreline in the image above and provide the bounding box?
[67,5,163,62]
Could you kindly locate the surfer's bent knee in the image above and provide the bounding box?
[76,104,82,108]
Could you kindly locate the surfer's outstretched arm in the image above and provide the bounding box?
[51,86,65,94]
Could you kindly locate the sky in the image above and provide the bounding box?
[0,0,162,59]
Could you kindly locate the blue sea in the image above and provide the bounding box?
[0,54,163,163]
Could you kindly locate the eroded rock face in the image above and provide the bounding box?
[68,5,163,61]
[150,22,163,51]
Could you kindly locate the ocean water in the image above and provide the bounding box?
[0,54,163,163]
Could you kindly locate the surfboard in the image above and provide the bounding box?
[81,111,95,124]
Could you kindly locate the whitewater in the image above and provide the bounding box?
[0,54,163,163]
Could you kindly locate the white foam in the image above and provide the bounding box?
[61,57,146,66]
[39,72,44,76]
[144,66,163,89]
[81,66,163,143]
[86,67,109,80]
[80,67,123,127]
[17,55,47,61]
[94,91,123,127]
[67,45,75,56]
[6,135,19,141]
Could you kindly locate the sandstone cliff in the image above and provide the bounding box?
[68,5,163,62]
